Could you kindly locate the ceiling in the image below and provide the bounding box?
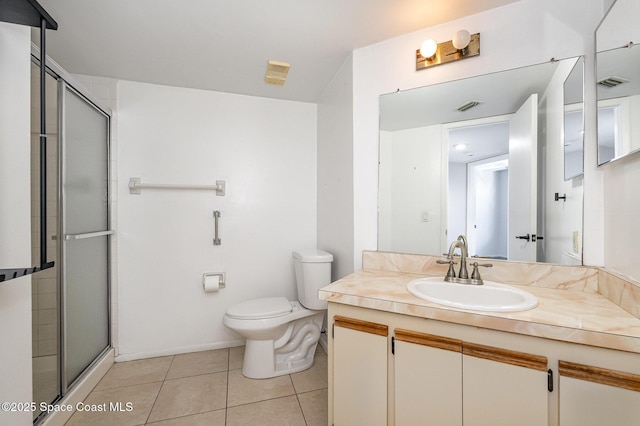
[36,0,519,103]
[448,122,509,164]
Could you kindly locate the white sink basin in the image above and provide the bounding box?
[406,277,538,312]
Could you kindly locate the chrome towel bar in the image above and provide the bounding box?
[213,210,221,245]
[129,177,225,196]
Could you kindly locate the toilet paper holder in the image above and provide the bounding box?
[203,272,226,289]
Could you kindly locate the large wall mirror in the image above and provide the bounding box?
[596,0,640,165]
[378,57,584,265]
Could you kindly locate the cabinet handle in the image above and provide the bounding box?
[395,329,462,353]
[559,360,640,392]
[463,342,548,372]
[334,316,388,337]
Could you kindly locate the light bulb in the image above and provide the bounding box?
[420,39,438,59]
[452,30,471,50]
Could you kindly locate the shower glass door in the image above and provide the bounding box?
[60,82,111,389]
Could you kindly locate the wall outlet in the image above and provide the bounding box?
[572,231,579,253]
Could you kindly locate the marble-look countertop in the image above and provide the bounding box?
[319,269,640,354]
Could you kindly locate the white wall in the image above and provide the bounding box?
[597,0,640,51]
[378,131,392,251]
[474,167,508,258]
[598,0,640,281]
[116,81,317,359]
[378,125,443,255]
[603,156,640,281]
[0,22,34,425]
[448,163,467,243]
[541,59,584,265]
[317,55,354,280]
[351,0,605,270]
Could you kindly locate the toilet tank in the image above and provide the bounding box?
[292,249,333,310]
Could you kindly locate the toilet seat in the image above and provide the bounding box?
[226,297,293,320]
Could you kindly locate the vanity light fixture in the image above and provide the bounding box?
[420,39,438,59]
[416,30,480,70]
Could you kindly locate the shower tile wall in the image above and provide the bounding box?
[30,64,59,359]
[30,63,60,418]
[30,164,58,358]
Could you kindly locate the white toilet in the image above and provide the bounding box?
[223,249,333,379]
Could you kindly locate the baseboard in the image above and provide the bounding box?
[318,332,328,354]
[114,339,245,362]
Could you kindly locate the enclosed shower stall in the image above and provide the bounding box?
[30,55,112,423]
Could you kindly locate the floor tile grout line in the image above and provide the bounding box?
[294,391,309,425]
[163,355,177,381]
[226,347,231,425]
[92,378,164,393]
[144,407,227,425]
[143,355,174,425]
[143,381,165,424]
[225,390,299,409]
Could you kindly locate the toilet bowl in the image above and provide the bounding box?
[223,249,333,379]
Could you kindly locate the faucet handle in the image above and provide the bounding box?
[437,259,457,278]
[470,262,493,280]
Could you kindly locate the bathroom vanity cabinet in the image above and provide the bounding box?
[558,360,640,425]
[332,316,388,425]
[327,303,640,426]
[394,329,548,426]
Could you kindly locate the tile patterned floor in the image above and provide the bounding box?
[65,346,327,425]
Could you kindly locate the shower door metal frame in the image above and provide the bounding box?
[58,79,113,393]
[31,48,113,403]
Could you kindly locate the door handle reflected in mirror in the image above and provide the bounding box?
[515,234,545,242]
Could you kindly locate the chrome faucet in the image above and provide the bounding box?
[437,235,492,285]
[447,235,469,280]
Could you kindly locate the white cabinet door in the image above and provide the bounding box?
[394,329,463,426]
[559,360,640,426]
[333,316,388,426]
[463,342,549,426]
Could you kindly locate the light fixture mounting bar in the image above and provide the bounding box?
[416,33,480,70]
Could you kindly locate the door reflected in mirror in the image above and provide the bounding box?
[378,58,584,265]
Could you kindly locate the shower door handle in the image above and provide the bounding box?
[64,230,115,240]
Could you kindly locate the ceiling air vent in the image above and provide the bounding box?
[265,60,290,86]
[456,100,482,112]
[597,76,629,88]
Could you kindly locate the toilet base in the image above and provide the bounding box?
[241,313,323,379]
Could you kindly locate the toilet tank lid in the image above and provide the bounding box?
[292,249,333,263]
[226,297,293,319]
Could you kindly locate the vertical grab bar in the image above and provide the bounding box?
[213,210,221,245]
